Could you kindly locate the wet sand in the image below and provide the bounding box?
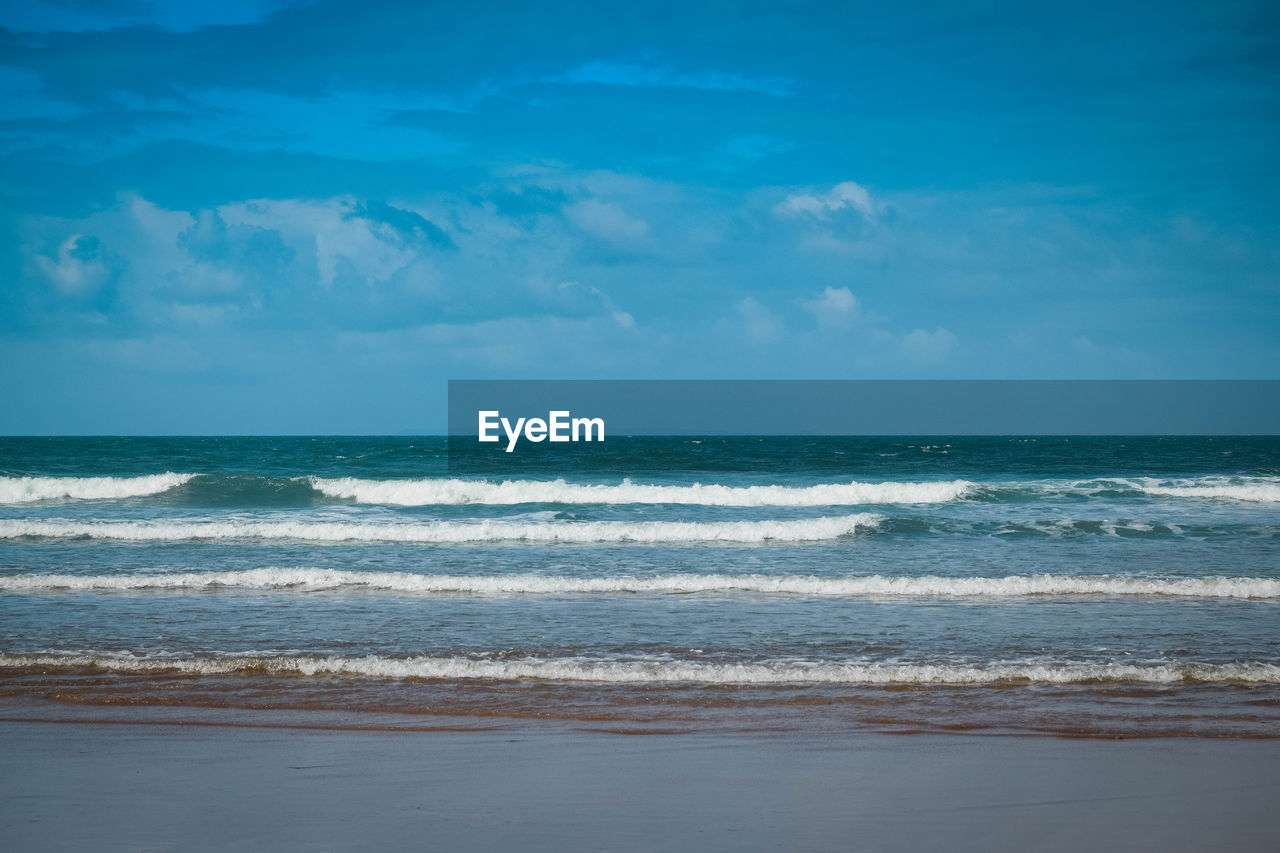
[2,719,1279,851]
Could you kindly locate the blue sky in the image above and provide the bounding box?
[1,0,1277,432]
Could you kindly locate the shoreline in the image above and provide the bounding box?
[3,720,1279,852]
[4,676,1277,739]
[3,706,1280,740]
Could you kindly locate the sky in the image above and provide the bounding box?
[0,0,1277,433]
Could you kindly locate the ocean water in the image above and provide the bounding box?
[1,435,1277,737]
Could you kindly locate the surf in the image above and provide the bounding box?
[0,473,195,503]
[4,568,1277,599]
[308,477,974,506]
[3,652,1277,685]
[0,513,881,544]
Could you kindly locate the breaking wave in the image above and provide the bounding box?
[0,513,880,544]
[1129,477,1280,503]
[4,473,1275,507]
[3,569,1277,599]
[3,652,1277,685]
[989,476,1280,503]
[309,477,974,506]
[0,473,194,504]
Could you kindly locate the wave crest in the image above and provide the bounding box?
[3,652,1277,685]
[0,473,194,503]
[0,514,880,544]
[1130,477,1280,503]
[310,477,974,506]
[3,569,1276,599]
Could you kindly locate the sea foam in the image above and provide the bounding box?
[0,513,880,544]
[3,652,1277,685]
[0,473,194,503]
[3,569,1277,599]
[1130,477,1280,503]
[309,477,974,506]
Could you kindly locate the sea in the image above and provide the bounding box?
[1,435,1277,737]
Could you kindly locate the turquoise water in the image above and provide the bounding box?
[1,436,1277,735]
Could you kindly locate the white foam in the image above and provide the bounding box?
[2,652,1277,685]
[1130,477,1280,503]
[0,473,194,503]
[0,514,880,544]
[1002,519,1188,538]
[977,476,1280,503]
[310,477,974,506]
[3,569,1277,599]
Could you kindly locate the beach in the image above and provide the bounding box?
[3,718,1279,852]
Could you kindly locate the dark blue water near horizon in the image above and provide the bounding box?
[3,435,1278,479]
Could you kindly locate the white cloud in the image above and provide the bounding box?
[21,184,656,336]
[28,194,194,300]
[168,263,244,297]
[548,280,639,327]
[734,296,782,342]
[563,198,650,245]
[34,235,111,295]
[803,286,859,327]
[902,327,957,363]
[775,181,878,222]
[220,197,417,287]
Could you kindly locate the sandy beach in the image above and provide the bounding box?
[3,718,1278,852]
